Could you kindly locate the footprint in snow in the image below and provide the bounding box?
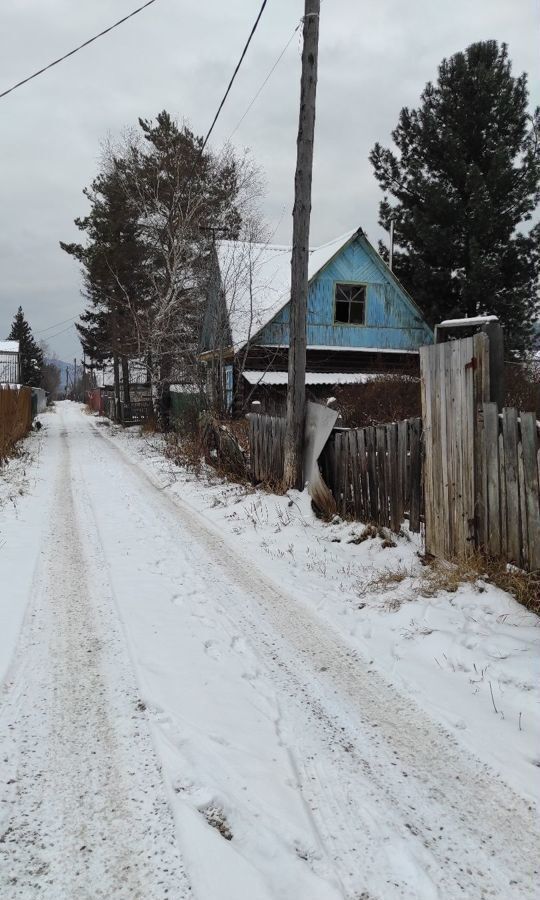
[203,639,221,660]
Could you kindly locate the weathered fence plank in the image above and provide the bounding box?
[409,418,422,533]
[483,402,501,557]
[520,412,540,571]
[475,405,540,572]
[317,417,423,534]
[421,333,490,559]
[247,412,286,485]
[502,407,521,565]
[498,428,507,561]
[388,423,400,532]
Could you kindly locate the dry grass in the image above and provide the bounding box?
[417,558,479,597]
[355,546,539,616]
[348,524,396,545]
[140,414,159,434]
[165,431,204,476]
[419,553,540,614]
[357,565,410,597]
[481,561,540,615]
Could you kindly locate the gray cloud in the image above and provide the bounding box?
[1,0,538,360]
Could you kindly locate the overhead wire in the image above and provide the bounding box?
[39,322,77,342]
[226,20,301,143]
[4,0,282,352]
[35,315,78,334]
[200,0,270,153]
[0,0,159,100]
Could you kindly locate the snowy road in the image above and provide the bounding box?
[0,403,538,899]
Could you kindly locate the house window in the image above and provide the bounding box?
[334,283,366,325]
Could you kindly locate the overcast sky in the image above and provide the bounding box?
[1,0,538,361]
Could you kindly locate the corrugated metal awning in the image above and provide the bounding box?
[242,371,381,386]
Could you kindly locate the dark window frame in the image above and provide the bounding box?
[333,282,367,326]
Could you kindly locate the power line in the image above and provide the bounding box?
[227,20,301,142]
[201,0,270,153]
[0,0,159,100]
[35,314,78,334]
[40,323,76,342]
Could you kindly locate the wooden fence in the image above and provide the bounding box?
[246,332,540,574]
[420,333,490,560]
[247,412,423,531]
[477,404,540,571]
[320,418,423,532]
[0,386,32,462]
[247,413,286,485]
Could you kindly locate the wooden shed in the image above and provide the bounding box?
[0,340,20,385]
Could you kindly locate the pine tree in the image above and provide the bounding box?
[61,158,150,412]
[7,307,44,386]
[370,41,540,355]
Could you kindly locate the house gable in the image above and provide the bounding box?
[257,232,432,352]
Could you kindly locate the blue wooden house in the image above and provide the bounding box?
[200,227,433,413]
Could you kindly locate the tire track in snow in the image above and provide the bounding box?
[0,416,190,899]
[90,416,539,900]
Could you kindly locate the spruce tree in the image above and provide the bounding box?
[370,41,540,355]
[7,307,44,386]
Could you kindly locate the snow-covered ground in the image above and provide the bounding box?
[0,402,538,900]
[112,421,540,804]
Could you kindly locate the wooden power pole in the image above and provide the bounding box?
[283,0,320,489]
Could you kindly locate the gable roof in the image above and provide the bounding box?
[216,228,429,352]
[216,229,357,351]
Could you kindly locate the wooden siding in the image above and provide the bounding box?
[240,346,420,374]
[258,236,432,351]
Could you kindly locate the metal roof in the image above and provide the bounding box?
[0,340,19,354]
[216,230,357,351]
[241,370,381,386]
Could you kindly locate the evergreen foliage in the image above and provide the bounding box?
[370,41,540,354]
[7,306,43,386]
[61,110,258,401]
[61,161,146,367]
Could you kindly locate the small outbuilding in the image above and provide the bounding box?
[0,340,20,385]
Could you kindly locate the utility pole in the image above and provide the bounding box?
[282,0,320,489]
